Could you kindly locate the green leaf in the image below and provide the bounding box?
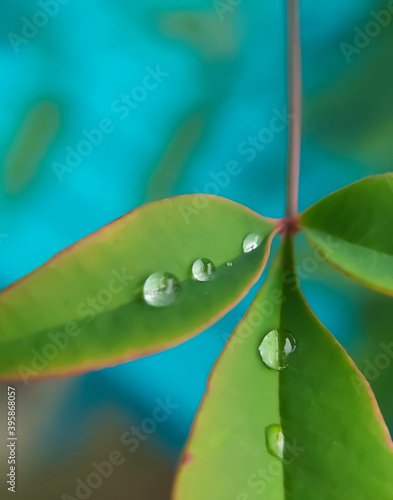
[0,195,276,380]
[4,100,60,194]
[305,27,393,171]
[300,174,393,295]
[173,236,393,500]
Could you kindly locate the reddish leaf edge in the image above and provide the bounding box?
[302,229,393,297]
[300,172,393,219]
[0,195,280,381]
[171,233,393,500]
[299,173,393,296]
[0,195,278,297]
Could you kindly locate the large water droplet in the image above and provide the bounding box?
[242,233,262,253]
[259,329,296,370]
[192,258,215,281]
[143,272,180,307]
[226,262,233,267]
[266,424,284,460]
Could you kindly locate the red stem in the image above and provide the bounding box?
[285,0,302,219]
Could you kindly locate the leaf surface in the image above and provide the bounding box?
[0,195,276,379]
[173,236,393,500]
[301,174,393,295]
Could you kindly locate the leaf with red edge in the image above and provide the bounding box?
[173,236,393,499]
[301,174,393,295]
[0,195,277,380]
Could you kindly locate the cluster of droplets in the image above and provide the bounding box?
[143,232,295,463]
[142,231,289,460]
[142,232,263,308]
[143,258,217,308]
[259,329,297,460]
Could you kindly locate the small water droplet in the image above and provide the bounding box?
[143,272,180,307]
[242,233,262,253]
[266,424,284,460]
[259,329,296,370]
[226,262,233,267]
[192,258,215,281]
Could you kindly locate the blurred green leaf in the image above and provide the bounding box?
[301,174,393,295]
[158,10,239,60]
[0,195,276,379]
[3,100,60,194]
[305,17,393,169]
[173,236,393,499]
[146,111,206,202]
[354,291,393,430]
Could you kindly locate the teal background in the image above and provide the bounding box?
[1,1,392,498]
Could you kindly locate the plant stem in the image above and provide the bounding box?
[285,0,302,219]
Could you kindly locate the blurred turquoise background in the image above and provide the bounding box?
[1,1,393,498]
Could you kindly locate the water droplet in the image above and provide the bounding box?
[143,272,181,307]
[242,233,262,253]
[226,262,232,267]
[259,329,296,370]
[266,424,284,460]
[192,258,215,281]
